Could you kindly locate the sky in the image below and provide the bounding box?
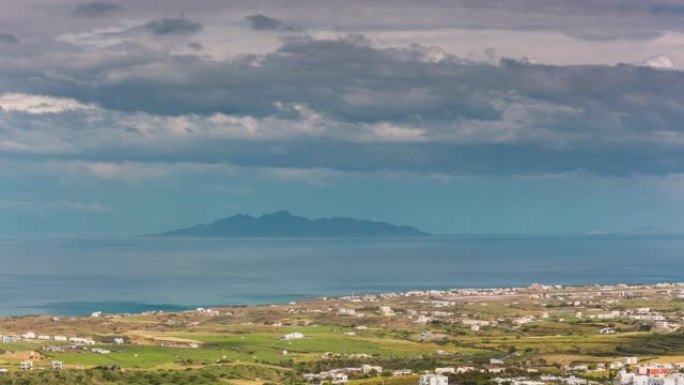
[1,0,684,235]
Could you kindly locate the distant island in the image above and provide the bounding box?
[152,211,429,238]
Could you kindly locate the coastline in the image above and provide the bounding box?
[3,281,683,318]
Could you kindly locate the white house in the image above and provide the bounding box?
[361,364,383,374]
[393,369,413,376]
[69,337,96,345]
[19,361,33,370]
[338,308,357,316]
[52,361,64,370]
[378,306,393,316]
[284,332,304,340]
[113,338,125,345]
[456,367,476,374]
[420,374,448,385]
[435,367,455,374]
[1,336,17,343]
[328,372,348,384]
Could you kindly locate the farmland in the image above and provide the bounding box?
[0,283,683,384]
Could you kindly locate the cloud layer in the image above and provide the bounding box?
[0,1,683,179]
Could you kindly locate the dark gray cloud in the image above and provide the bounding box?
[651,3,684,15]
[72,2,122,17]
[6,137,684,177]
[244,13,292,31]
[11,37,681,127]
[145,18,203,35]
[245,14,282,30]
[0,33,18,43]
[187,42,203,51]
[1,36,683,177]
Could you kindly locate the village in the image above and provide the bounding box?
[0,282,682,385]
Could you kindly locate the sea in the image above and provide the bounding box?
[0,234,682,316]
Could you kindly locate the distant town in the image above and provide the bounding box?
[0,282,683,385]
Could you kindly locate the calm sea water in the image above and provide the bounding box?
[0,235,682,315]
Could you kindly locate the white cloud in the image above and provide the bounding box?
[640,54,675,69]
[0,93,94,114]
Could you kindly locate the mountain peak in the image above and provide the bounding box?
[261,210,294,218]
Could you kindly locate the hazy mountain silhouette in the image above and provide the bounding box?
[153,211,429,237]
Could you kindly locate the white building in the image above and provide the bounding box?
[113,338,125,345]
[420,374,448,385]
[284,332,304,340]
[338,308,357,316]
[456,367,476,374]
[394,369,413,376]
[69,337,96,345]
[361,364,383,374]
[19,360,33,370]
[1,336,17,343]
[589,311,621,320]
[328,373,348,384]
[52,361,64,370]
[378,306,393,316]
[435,367,455,374]
[21,332,36,339]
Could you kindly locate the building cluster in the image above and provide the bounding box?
[1,332,105,345]
[304,364,384,384]
[617,364,684,385]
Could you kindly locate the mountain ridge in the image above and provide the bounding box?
[152,211,429,238]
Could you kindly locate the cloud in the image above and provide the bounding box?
[72,2,122,17]
[0,199,110,213]
[145,18,203,35]
[1,36,683,177]
[651,3,684,15]
[641,54,675,69]
[187,42,203,51]
[244,14,297,31]
[44,160,227,182]
[0,93,94,114]
[0,33,18,43]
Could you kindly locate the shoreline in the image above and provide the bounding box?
[3,280,682,319]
